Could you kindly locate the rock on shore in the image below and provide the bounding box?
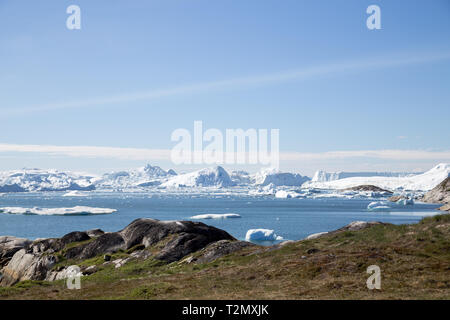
[0,218,235,286]
[421,177,450,211]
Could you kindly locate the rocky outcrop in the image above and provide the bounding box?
[0,249,57,286]
[388,195,404,202]
[343,185,393,194]
[183,240,255,264]
[0,236,32,268]
[0,218,236,286]
[422,177,450,206]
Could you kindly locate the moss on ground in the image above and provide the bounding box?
[1,214,449,300]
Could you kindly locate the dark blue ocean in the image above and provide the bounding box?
[0,192,442,242]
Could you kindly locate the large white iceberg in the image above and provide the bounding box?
[0,168,96,193]
[253,168,310,187]
[96,164,176,189]
[0,206,116,215]
[245,229,283,241]
[312,170,419,182]
[162,166,234,188]
[305,163,449,191]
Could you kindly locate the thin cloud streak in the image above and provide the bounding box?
[2,51,450,117]
[0,143,449,162]
[281,150,450,161]
[0,143,170,161]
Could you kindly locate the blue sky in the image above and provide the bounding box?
[1,0,449,175]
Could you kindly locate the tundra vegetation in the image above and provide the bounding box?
[0,214,449,300]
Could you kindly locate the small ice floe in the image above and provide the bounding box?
[63,190,89,197]
[367,201,391,211]
[190,213,241,219]
[0,206,117,215]
[245,229,283,242]
[275,190,302,199]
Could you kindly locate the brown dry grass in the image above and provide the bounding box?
[1,214,449,300]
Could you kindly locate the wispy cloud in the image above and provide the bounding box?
[0,143,170,161]
[2,51,450,117]
[281,150,450,161]
[0,143,449,163]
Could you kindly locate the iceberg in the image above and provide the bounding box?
[253,168,310,187]
[275,190,302,199]
[230,170,252,185]
[306,163,450,192]
[162,166,234,188]
[0,168,96,193]
[245,229,283,241]
[63,190,89,197]
[0,206,116,215]
[312,170,420,182]
[190,213,241,219]
[96,164,175,189]
[367,201,391,211]
[396,197,414,206]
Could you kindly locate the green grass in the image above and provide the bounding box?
[1,214,449,300]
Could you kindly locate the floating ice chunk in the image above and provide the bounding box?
[190,213,241,219]
[275,190,302,199]
[0,206,116,215]
[367,201,388,209]
[275,191,290,198]
[63,190,89,197]
[245,229,283,241]
[396,198,414,206]
[367,201,391,211]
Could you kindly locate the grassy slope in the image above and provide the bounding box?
[1,214,449,300]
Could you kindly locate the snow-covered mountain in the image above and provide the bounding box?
[305,163,450,191]
[0,169,96,192]
[96,164,176,189]
[161,166,234,188]
[312,170,420,182]
[252,168,310,187]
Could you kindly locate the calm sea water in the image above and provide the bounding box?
[0,192,442,242]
